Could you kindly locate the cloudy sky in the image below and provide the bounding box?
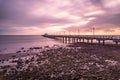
[0,0,120,35]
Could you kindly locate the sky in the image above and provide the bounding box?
[0,0,120,35]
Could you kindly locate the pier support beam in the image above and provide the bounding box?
[68,38,70,43]
[83,38,85,43]
[44,35,120,46]
[63,37,65,43]
[103,40,105,45]
[72,38,74,43]
[98,40,101,46]
[74,38,76,43]
[73,38,75,43]
[87,39,89,43]
[79,39,81,42]
[65,37,67,43]
[77,38,79,43]
[115,41,118,46]
[91,39,93,44]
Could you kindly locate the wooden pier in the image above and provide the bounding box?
[42,34,120,46]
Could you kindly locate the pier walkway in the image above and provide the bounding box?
[42,34,120,46]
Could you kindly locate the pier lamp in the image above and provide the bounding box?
[93,27,95,35]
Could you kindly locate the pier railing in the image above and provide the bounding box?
[42,34,120,46]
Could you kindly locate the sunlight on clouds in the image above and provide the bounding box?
[45,26,63,31]
[77,21,90,25]
[31,6,56,17]
[45,20,90,33]
[16,27,43,35]
[85,10,105,16]
[54,12,81,20]
[87,17,96,21]
[28,27,41,30]
[45,24,73,31]
[0,0,120,35]
[104,0,120,8]
[51,0,71,7]
[31,0,71,17]
[68,15,82,21]
[5,27,43,35]
[54,12,70,18]
[114,28,120,35]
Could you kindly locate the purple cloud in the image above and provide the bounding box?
[0,0,120,35]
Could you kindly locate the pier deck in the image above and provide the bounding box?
[42,35,120,46]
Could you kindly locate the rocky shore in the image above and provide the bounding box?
[0,44,120,80]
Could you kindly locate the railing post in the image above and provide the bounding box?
[98,40,101,46]
[63,37,64,43]
[68,38,70,43]
[115,41,118,46]
[83,38,85,43]
[87,39,89,43]
[103,40,105,45]
[91,39,93,44]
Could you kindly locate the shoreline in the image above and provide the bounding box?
[0,53,38,61]
[0,43,120,61]
[0,44,120,80]
[0,45,64,61]
[0,44,120,79]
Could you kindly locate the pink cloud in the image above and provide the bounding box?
[0,0,120,35]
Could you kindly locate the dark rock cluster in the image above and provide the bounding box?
[0,46,120,80]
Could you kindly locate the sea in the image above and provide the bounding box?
[0,35,64,54]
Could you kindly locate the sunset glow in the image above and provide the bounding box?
[0,0,120,35]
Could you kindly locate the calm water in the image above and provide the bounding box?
[0,35,63,54]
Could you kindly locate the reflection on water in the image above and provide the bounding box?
[0,35,64,54]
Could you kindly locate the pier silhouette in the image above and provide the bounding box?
[43,34,120,46]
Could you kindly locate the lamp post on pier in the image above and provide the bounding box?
[78,29,80,35]
[93,27,95,35]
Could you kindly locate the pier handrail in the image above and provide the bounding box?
[43,34,120,40]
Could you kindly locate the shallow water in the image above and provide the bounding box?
[0,35,64,54]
